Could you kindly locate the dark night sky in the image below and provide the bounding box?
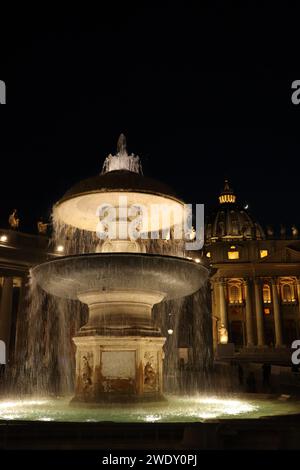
[0,3,300,234]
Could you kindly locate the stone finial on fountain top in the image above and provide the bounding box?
[117,133,127,154]
[101,134,143,175]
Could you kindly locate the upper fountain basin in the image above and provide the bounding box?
[32,253,209,301]
[53,170,185,232]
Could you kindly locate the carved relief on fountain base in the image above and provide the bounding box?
[72,335,166,403]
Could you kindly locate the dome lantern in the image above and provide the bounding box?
[218,180,236,204]
[206,179,265,242]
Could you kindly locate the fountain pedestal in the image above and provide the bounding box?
[73,336,165,403]
[72,289,166,403]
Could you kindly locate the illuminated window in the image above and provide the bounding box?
[264,307,271,315]
[260,249,268,258]
[228,250,239,260]
[279,277,297,303]
[283,284,292,302]
[263,284,271,303]
[228,280,243,304]
[206,252,211,258]
[219,194,236,204]
[281,283,295,303]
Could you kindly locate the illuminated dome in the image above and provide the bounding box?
[206,180,265,242]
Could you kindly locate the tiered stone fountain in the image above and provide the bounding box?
[32,135,208,403]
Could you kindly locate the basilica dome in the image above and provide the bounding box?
[205,180,265,242]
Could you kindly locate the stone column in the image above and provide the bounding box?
[254,278,265,346]
[244,278,254,346]
[218,279,228,330]
[271,278,283,347]
[0,277,14,357]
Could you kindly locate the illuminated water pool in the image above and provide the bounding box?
[0,395,299,423]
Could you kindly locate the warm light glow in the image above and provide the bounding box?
[219,194,236,204]
[56,245,64,253]
[194,258,201,263]
[264,307,271,315]
[263,284,271,303]
[144,414,162,422]
[167,328,174,335]
[260,249,268,258]
[228,250,239,260]
[0,400,49,410]
[280,278,297,303]
[206,252,211,258]
[54,192,185,233]
[218,324,228,344]
[0,235,8,242]
[0,400,50,421]
[228,282,243,304]
[196,397,256,416]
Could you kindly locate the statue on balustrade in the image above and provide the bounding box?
[8,209,20,230]
[37,217,48,235]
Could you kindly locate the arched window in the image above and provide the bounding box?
[228,281,243,304]
[280,277,296,303]
[282,284,292,302]
[263,284,271,303]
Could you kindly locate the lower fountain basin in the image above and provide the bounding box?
[1,395,300,450]
[0,395,299,423]
[31,252,209,301]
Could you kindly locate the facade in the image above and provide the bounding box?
[206,181,300,364]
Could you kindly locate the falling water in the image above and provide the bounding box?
[6,192,212,398]
[51,217,102,255]
[8,275,88,396]
[153,285,213,396]
[52,215,186,258]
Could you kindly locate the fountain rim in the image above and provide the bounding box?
[54,170,185,208]
[54,187,185,209]
[32,251,210,273]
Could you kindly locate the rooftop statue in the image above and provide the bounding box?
[117,133,127,154]
[37,218,48,235]
[8,209,20,230]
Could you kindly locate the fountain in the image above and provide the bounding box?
[1,136,300,451]
[32,135,209,403]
